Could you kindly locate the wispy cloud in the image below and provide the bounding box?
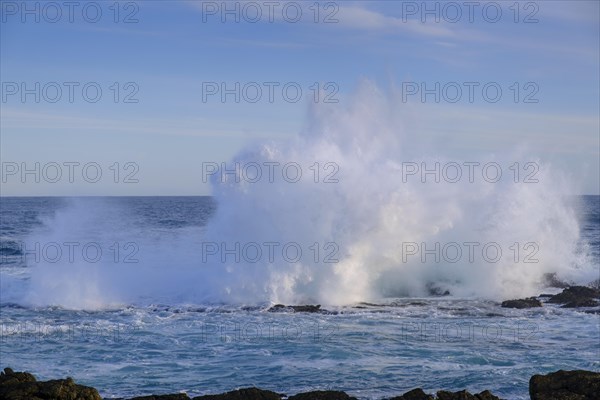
[336,6,457,38]
[184,1,468,39]
[0,108,283,139]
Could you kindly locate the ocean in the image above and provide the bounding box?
[0,195,598,399]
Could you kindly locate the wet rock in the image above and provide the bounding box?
[130,395,191,400]
[389,389,500,400]
[426,283,451,296]
[388,388,434,399]
[287,390,357,400]
[192,387,282,400]
[561,298,599,308]
[501,297,542,309]
[437,390,477,399]
[0,368,101,400]
[547,286,600,307]
[356,302,385,307]
[435,390,502,400]
[268,304,323,313]
[529,369,600,399]
[0,368,36,386]
[473,391,501,400]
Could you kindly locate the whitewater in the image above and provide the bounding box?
[1,83,598,398]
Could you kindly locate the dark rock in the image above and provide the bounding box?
[547,286,600,307]
[501,298,542,309]
[287,390,357,400]
[561,298,599,308]
[0,368,101,400]
[435,390,502,400]
[426,283,451,296]
[193,387,282,400]
[290,305,322,313]
[389,389,500,400]
[130,395,191,400]
[474,391,501,400]
[388,388,434,399]
[529,369,600,399]
[268,304,322,313]
[0,368,36,386]
[436,390,477,399]
[356,302,385,307]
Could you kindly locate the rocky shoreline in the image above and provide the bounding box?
[1,368,599,400]
[2,286,599,400]
[264,285,600,314]
[500,285,600,312]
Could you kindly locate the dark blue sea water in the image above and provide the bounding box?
[0,196,598,399]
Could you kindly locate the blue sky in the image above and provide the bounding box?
[1,0,598,195]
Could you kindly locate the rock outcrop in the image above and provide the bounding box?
[436,390,501,399]
[0,367,102,400]
[388,388,434,399]
[547,286,600,308]
[501,298,543,309]
[130,395,191,400]
[4,367,600,399]
[193,387,282,400]
[288,390,357,400]
[529,369,600,399]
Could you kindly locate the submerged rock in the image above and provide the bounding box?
[546,286,600,307]
[0,367,101,400]
[529,369,600,399]
[268,304,323,313]
[501,297,542,309]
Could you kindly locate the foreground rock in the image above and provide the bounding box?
[129,395,191,400]
[5,368,600,399]
[529,369,600,399]
[389,388,500,399]
[193,387,282,400]
[546,286,600,308]
[0,367,101,400]
[501,298,542,309]
[288,390,357,400]
[389,388,434,399]
[437,390,501,400]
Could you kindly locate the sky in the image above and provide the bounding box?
[0,0,599,196]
